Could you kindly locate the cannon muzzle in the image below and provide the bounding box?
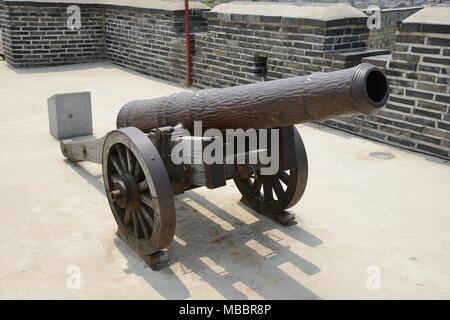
[116,63,389,132]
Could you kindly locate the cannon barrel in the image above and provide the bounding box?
[116,63,389,132]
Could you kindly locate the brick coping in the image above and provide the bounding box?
[0,0,210,15]
[210,3,366,20]
[402,5,450,26]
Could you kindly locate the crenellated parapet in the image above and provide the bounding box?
[0,1,448,159]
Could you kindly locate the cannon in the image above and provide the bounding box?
[60,63,389,269]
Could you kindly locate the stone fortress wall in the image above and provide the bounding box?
[191,3,375,88]
[0,0,209,82]
[0,0,449,159]
[365,6,423,50]
[326,6,450,158]
[0,2,106,66]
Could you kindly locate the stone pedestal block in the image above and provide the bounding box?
[48,91,93,140]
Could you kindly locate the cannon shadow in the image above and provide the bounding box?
[170,191,322,299]
[64,160,105,195]
[66,162,323,299]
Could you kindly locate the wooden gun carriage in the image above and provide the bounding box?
[61,63,389,269]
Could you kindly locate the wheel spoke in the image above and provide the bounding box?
[272,177,285,201]
[137,209,150,240]
[124,208,133,225]
[111,155,125,175]
[115,144,128,173]
[141,193,154,209]
[250,176,263,195]
[126,148,135,176]
[132,210,142,238]
[263,176,273,201]
[278,171,290,185]
[140,206,154,229]
[133,160,143,181]
[111,173,120,183]
[138,180,149,192]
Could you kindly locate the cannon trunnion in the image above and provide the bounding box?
[60,64,389,269]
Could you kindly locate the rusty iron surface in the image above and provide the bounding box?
[116,63,389,133]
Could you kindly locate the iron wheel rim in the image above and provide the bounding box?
[102,127,175,254]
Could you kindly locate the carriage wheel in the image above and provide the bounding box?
[102,127,175,256]
[234,126,308,215]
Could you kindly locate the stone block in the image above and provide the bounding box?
[47,91,92,140]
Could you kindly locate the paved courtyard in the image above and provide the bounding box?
[0,61,449,299]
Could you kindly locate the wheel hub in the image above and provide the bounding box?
[110,174,139,209]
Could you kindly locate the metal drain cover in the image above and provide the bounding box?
[370,151,395,160]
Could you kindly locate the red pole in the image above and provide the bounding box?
[184,0,192,86]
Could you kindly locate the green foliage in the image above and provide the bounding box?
[201,0,214,7]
